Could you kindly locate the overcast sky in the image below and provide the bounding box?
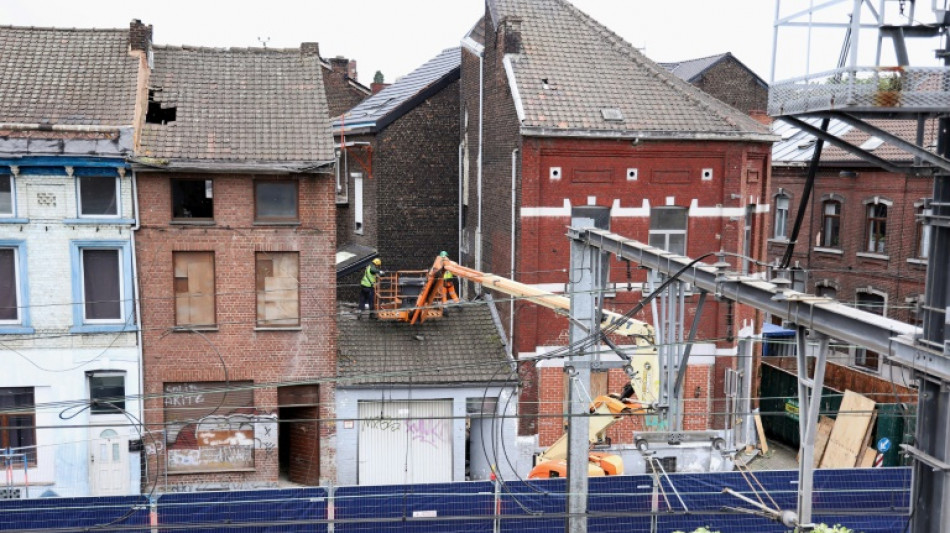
[3,1,944,85]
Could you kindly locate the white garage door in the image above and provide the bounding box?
[358,399,453,485]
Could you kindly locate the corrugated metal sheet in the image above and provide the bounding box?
[357,400,453,486]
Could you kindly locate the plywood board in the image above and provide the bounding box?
[753,409,768,454]
[820,390,876,469]
[855,410,879,467]
[813,415,835,468]
[859,447,877,468]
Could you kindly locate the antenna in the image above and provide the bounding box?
[257,36,270,48]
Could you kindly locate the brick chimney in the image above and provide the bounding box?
[370,83,390,95]
[330,56,358,80]
[300,42,320,57]
[503,17,523,55]
[129,19,152,52]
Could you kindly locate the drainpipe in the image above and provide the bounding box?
[130,170,145,456]
[510,148,518,352]
[458,143,463,264]
[476,49,484,279]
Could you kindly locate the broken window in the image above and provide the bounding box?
[146,89,176,124]
[171,179,214,220]
[0,387,36,466]
[89,372,126,414]
[173,251,216,327]
[0,248,18,322]
[0,175,12,216]
[78,176,119,217]
[255,180,298,222]
[82,249,123,322]
[256,252,300,327]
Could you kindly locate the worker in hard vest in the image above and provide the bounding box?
[439,251,459,310]
[359,258,382,319]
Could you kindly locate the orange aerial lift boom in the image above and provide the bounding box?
[389,254,660,478]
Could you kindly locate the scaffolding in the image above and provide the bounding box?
[1,448,29,500]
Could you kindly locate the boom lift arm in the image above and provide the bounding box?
[408,254,659,478]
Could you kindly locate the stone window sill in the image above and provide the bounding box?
[768,238,789,245]
[254,326,303,331]
[171,325,219,332]
[170,219,216,226]
[907,258,928,266]
[813,247,843,255]
[0,218,29,224]
[252,221,300,227]
[856,252,889,261]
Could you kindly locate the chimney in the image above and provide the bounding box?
[750,110,773,126]
[503,17,522,55]
[371,82,390,95]
[330,56,358,80]
[300,42,320,57]
[129,19,152,52]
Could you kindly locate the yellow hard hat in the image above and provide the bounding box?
[372,258,382,266]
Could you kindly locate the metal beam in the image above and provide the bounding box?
[824,112,950,174]
[777,116,908,174]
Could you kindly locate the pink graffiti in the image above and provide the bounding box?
[406,419,448,448]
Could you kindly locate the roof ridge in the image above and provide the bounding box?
[0,24,125,33]
[151,44,308,54]
[558,1,760,132]
[665,52,730,65]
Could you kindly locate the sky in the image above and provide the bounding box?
[2,1,945,86]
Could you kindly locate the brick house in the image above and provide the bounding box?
[319,51,371,119]
[0,23,146,499]
[768,118,932,380]
[332,47,460,295]
[460,0,775,444]
[335,301,516,485]
[660,52,770,116]
[132,31,338,490]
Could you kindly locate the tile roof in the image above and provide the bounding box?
[338,301,513,386]
[334,48,460,133]
[488,0,772,140]
[660,53,730,83]
[0,26,140,125]
[772,118,939,165]
[140,45,335,165]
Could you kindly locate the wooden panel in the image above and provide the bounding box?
[278,385,319,407]
[163,381,254,423]
[859,447,877,468]
[820,391,876,469]
[173,252,215,326]
[257,253,299,326]
[754,409,768,454]
[813,415,835,468]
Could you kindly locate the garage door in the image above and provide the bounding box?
[358,399,453,485]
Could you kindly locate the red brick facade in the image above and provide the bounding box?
[136,171,337,489]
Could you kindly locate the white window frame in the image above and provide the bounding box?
[648,207,688,255]
[0,174,15,218]
[354,172,364,235]
[77,176,121,219]
[0,246,21,325]
[773,193,790,240]
[80,248,125,324]
[88,371,127,415]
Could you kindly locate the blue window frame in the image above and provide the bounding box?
[0,240,32,334]
[70,240,137,333]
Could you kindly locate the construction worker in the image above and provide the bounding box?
[359,258,382,319]
[439,251,459,310]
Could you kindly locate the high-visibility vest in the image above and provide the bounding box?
[361,265,378,287]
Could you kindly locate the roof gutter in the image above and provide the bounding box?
[502,55,525,123]
[519,127,780,143]
[461,36,484,57]
[0,123,129,133]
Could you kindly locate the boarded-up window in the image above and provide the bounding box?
[163,381,267,473]
[256,252,299,327]
[174,252,215,326]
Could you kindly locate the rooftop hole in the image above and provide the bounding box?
[146,89,177,125]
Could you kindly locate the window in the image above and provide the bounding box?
[816,285,837,299]
[0,388,36,465]
[78,177,119,217]
[865,202,888,254]
[648,207,687,255]
[82,249,123,322]
[256,252,300,327]
[916,205,932,259]
[0,248,19,323]
[173,252,216,327]
[89,372,126,414]
[820,200,841,248]
[855,291,885,371]
[354,173,364,234]
[255,180,298,222]
[0,175,13,217]
[774,194,790,239]
[171,179,214,221]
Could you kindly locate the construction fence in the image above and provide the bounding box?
[0,468,910,533]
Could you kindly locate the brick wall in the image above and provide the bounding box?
[768,166,929,324]
[136,170,338,487]
[691,57,768,115]
[322,64,369,119]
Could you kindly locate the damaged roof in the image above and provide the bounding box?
[139,45,335,167]
[482,0,773,141]
[334,47,460,134]
[338,301,513,386]
[0,26,140,125]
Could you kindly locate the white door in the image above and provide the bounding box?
[89,429,130,496]
[358,400,453,485]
